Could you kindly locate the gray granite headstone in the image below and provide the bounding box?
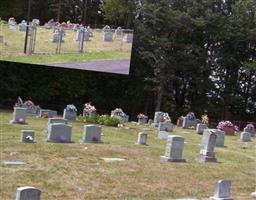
[76,28,90,41]
[240,132,251,142]
[243,126,255,137]
[210,180,233,200]
[137,132,147,145]
[19,20,27,32]
[123,33,133,43]
[47,123,72,143]
[15,186,41,200]
[115,27,123,36]
[113,114,129,124]
[160,135,186,162]
[63,109,77,120]
[39,109,57,118]
[153,112,164,124]
[206,129,225,147]
[138,118,148,125]
[158,131,169,140]
[21,130,35,143]
[48,118,68,125]
[10,107,28,124]
[182,117,200,129]
[83,125,102,143]
[196,123,207,134]
[148,119,153,125]
[158,121,173,132]
[103,32,113,42]
[197,130,217,163]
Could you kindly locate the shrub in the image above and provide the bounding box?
[77,114,119,127]
[98,115,119,127]
[84,114,99,124]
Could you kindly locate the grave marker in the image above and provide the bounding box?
[10,107,27,124]
[136,132,147,145]
[21,130,35,143]
[47,123,72,143]
[197,130,217,163]
[15,186,41,200]
[160,135,186,162]
[210,180,233,200]
[240,132,251,142]
[83,125,102,143]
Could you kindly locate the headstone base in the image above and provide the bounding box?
[82,140,103,144]
[46,139,72,143]
[9,120,28,125]
[197,155,217,163]
[160,156,186,162]
[210,197,233,200]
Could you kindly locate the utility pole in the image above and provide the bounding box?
[57,0,61,22]
[24,0,32,54]
[80,0,87,53]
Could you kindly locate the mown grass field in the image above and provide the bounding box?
[0,110,255,200]
[0,25,132,65]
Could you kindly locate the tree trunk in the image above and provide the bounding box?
[155,72,165,111]
[57,0,61,22]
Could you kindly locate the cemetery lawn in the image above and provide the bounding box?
[0,110,255,200]
[0,25,132,65]
[0,51,130,65]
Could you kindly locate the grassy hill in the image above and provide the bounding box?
[0,110,255,199]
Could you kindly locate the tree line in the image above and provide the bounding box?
[0,0,255,123]
[0,0,135,28]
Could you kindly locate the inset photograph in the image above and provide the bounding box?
[0,0,134,74]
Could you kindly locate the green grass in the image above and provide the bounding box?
[0,51,131,65]
[0,109,255,200]
[0,25,132,64]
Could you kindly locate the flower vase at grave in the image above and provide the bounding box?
[223,126,235,136]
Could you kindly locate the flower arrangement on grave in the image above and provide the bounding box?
[42,112,49,118]
[84,103,96,114]
[186,112,196,120]
[111,108,126,117]
[66,104,77,112]
[24,100,34,108]
[25,135,33,142]
[137,113,148,119]
[217,120,239,135]
[201,114,209,125]
[245,124,255,131]
[163,113,171,122]
[17,117,25,124]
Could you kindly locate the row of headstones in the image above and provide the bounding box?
[8,18,39,31]
[160,129,226,163]
[15,180,255,200]
[10,107,58,124]
[10,106,130,126]
[21,118,102,143]
[150,111,255,142]
[51,27,133,43]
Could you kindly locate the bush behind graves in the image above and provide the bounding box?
[98,114,119,127]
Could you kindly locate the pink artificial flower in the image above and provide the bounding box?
[17,117,25,124]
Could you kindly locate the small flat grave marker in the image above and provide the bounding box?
[15,186,41,200]
[101,157,125,162]
[21,130,35,143]
[3,160,26,167]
